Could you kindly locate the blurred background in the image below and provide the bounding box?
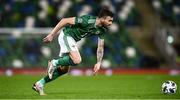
[0,0,180,75]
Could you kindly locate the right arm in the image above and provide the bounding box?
[43,17,75,43]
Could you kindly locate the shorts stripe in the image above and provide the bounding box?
[63,35,71,51]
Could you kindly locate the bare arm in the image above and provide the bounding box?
[97,38,104,63]
[93,37,104,74]
[50,17,75,37]
[43,17,75,43]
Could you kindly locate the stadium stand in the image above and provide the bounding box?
[2,0,179,68]
[151,0,180,25]
[0,0,142,68]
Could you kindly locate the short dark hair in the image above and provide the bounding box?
[98,7,114,18]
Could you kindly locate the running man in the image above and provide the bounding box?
[33,7,113,95]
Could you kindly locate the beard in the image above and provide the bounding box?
[102,23,109,28]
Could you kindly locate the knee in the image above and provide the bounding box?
[72,57,82,64]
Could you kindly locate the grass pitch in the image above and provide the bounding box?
[0,74,179,99]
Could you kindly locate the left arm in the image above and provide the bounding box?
[93,37,104,74]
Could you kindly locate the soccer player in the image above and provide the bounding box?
[32,7,113,95]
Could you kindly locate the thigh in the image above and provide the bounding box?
[66,36,79,52]
[58,30,68,56]
[58,31,79,57]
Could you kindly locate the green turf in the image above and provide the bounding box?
[0,74,179,99]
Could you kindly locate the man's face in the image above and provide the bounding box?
[101,16,113,26]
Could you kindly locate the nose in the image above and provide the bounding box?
[109,22,112,25]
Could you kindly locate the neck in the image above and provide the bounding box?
[96,17,102,27]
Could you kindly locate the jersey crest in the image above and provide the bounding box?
[95,31,100,34]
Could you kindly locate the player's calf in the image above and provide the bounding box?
[58,66,70,74]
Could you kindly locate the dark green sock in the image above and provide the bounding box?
[38,67,67,85]
[52,55,77,67]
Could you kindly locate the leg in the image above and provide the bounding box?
[33,66,70,95]
[51,34,82,66]
[47,51,81,79]
[47,33,82,79]
[42,66,70,84]
[69,51,82,64]
[51,50,82,67]
[33,30,72,95]
[39,66,70,84]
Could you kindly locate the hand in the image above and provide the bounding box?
[93,62,101,75]
[43,34,54,43]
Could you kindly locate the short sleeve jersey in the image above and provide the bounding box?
[63,15,107,42]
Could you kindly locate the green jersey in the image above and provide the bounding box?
[63,15,107,42]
